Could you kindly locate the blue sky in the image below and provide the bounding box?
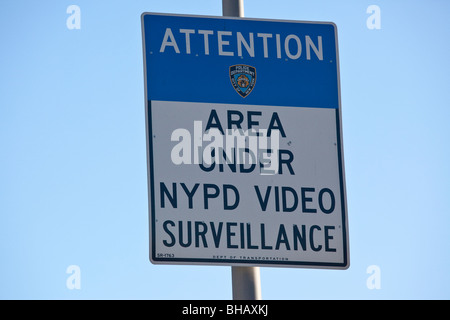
[1,0,449,299]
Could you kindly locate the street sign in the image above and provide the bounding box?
[142,12,349,269]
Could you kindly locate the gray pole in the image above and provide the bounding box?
[222,0,244,17]
[222,0,262,301]
[232,266,262,300]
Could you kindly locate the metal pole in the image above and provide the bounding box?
[232,266,262,300]
[222,0,244,17]
[222,0,262,300]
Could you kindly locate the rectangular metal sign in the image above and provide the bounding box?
[142,12,349,269]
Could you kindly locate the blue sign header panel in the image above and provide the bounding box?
[142,13,339,108]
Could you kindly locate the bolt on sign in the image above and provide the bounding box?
[141,12,349,269]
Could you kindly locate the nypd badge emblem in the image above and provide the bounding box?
[229,65,256,98]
